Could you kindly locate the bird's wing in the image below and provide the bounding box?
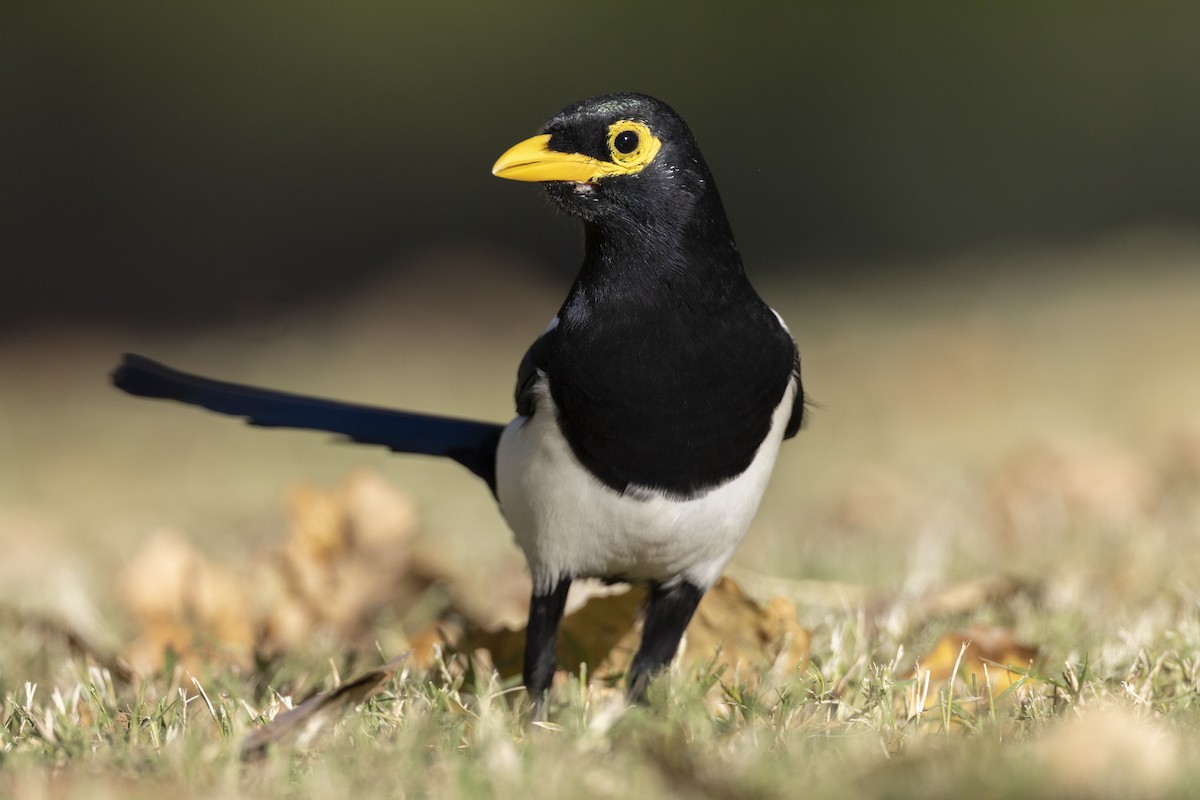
[783,360,806,440]
[514,317,559,417]
[112,354,505,490]
[768,309,805,440]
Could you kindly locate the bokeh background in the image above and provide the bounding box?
[6,2,1200,327]
[3,2,1200,633]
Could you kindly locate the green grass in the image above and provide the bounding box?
[3,234,1200,797]
[5,581,1200,799]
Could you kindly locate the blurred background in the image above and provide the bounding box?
[2,2,1199,632]
[5,1,1200,328]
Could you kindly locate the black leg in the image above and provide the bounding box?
[524,577,572,716]
[628,581,705,702]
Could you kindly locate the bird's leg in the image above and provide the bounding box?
[523,576,572,717]
[627,580,705,702]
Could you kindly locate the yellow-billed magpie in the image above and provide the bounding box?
[112,93,805,708]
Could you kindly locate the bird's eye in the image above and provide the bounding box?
[614,130,639,154]
[606,121,661,171]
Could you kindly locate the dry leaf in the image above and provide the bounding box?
[725,565,871,610]
[905,625,1039,716]
[118,470,809,695]
[241,654,408,760]
[258,469,436,655]
[118,530,256,673]
[117,471,452,674]
[426,576,810,693]
[413,582,644,682]
[672,577,811,686]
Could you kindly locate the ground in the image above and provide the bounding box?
[3,233,1200,798]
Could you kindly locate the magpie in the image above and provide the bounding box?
[112,93,805,709]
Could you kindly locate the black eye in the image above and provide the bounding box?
[614,130,639,155]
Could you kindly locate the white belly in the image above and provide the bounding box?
[495,378,797,594]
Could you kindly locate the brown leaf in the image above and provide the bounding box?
[117,470,810,695]
[117,530,256,673]
[241,654,408,761]
[260,469,430,653]
[905,625,1039,716]
[426,576,810,692]
[117,470,452,674]
[674,577,811,686]
[420,582,645,682]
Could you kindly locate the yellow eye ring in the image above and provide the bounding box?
[606,121,661,172]
[491,121,664,183]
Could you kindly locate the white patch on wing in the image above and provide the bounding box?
[496,375,798,594]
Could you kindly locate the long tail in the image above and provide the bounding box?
[111,354,505,491]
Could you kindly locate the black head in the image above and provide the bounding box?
[493,93,722,235]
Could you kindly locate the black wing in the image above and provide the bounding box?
[514,320,559,417]
[783,354,806,440]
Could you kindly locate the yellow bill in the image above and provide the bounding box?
[491,134,613,183]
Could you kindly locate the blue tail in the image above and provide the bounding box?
[111,354,505,491]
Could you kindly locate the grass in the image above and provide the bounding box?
[5,586,1200,799]
[3,233,1200,797]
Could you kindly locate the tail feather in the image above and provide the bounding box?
[111,354,505,491]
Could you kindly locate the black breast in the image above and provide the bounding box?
[541,291,797,498]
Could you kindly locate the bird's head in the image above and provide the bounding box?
[492,93,718,232]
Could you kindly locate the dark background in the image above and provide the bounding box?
[4,1,1199,330]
